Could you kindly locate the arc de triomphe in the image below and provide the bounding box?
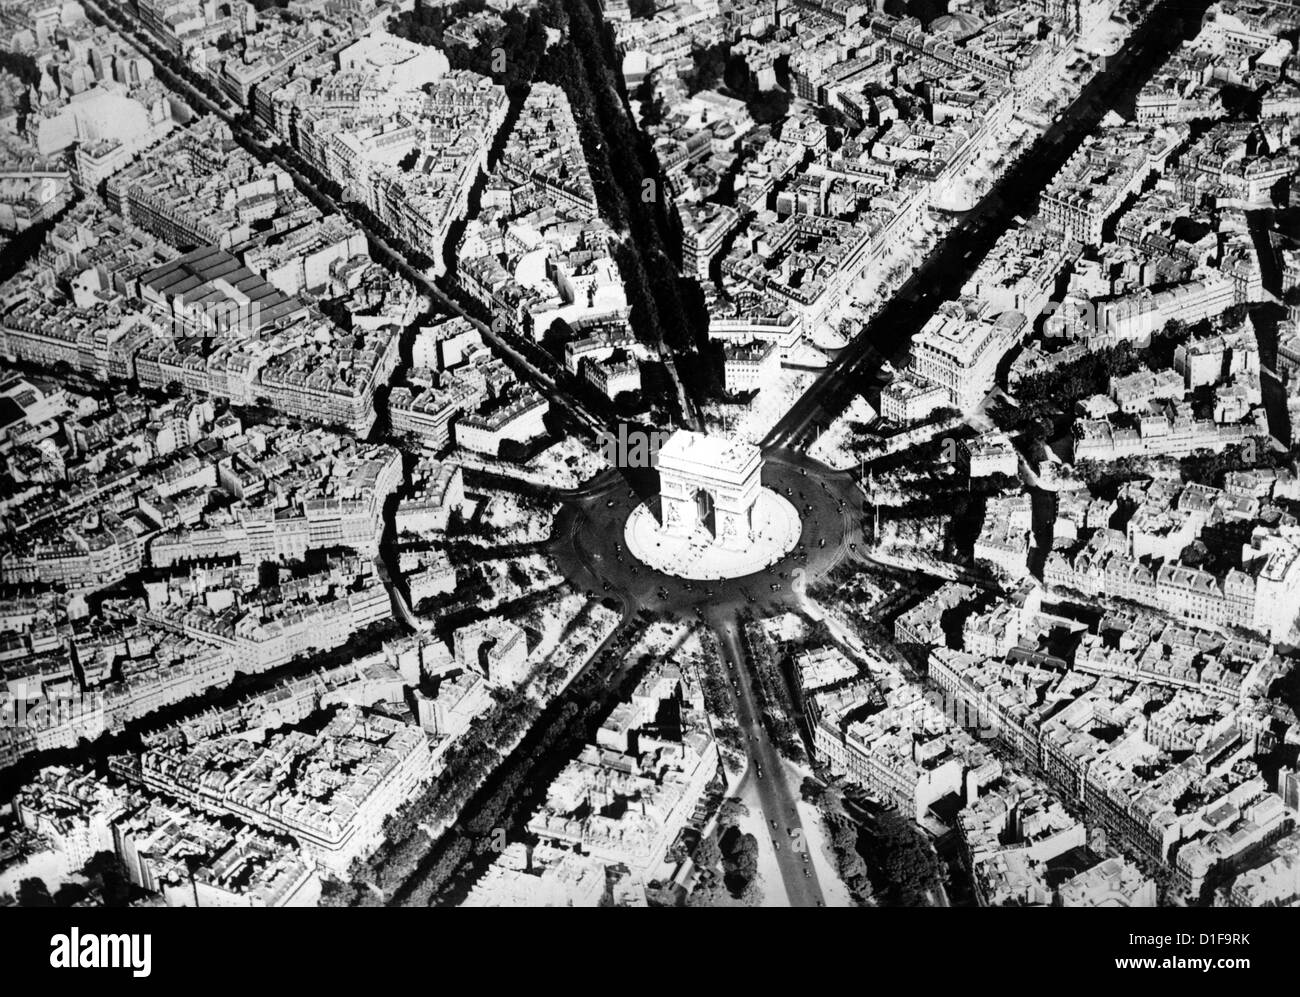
[656,430,761,551]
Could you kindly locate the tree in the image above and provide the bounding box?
[716,796,749,827]
[690,43,728,93]
[53,882,89,906]
[827,815,871,901]
[866,809,945,906]
[748,89,791,125]
[800,776,826,806]
[83,850,131,907]
[17,877,54,907]
[694,835,723,872]
[721,829,760,895]
[1220,303,1248,328]
[0,51,40,87]
[319,877,367,907]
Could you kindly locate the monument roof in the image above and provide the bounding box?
[657,430,760,478]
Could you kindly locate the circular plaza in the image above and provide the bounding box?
[552,429,863,620]
[624,486,801,581]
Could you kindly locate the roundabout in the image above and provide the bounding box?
[551,431,864,620]
[624,487,801,581]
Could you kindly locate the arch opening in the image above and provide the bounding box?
[693,488,716,539]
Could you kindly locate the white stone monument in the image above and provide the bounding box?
[623,429,801,580]
[656,430,762,550]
